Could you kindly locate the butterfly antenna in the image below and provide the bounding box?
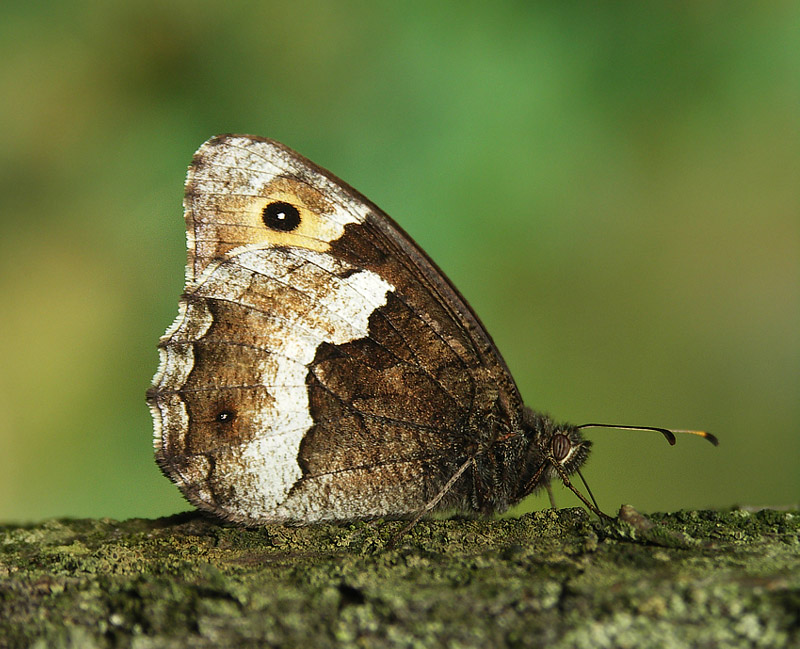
[576,423,718,447]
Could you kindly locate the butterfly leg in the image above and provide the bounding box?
[387,456,475,546]
[551,462,613,520]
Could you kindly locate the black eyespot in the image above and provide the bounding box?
[263,201,301,232]
[215,410,235,424]
[552,433,571,462]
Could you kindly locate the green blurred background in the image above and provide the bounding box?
[0,2,797,523]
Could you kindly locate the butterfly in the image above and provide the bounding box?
[147,135,716,526]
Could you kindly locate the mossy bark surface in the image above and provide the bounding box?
[1,508,798,648]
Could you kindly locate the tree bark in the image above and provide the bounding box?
[1,507,798,648]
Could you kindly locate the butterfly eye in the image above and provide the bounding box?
[551,433,571,462]
[263,201,301,232]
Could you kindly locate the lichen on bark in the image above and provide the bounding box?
[1,507,798,648]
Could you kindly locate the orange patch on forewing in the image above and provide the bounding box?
[189,176,345,273]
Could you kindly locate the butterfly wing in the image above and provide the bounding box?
[148,135,524,524]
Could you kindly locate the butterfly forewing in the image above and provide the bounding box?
[148,135,525,524]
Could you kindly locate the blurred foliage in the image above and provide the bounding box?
[0,1,797,522]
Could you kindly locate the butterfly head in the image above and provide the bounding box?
[522,407,590,471]
[546,424,592,476]
[518,408,592,503]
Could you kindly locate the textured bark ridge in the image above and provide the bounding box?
[1,508,798,648]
